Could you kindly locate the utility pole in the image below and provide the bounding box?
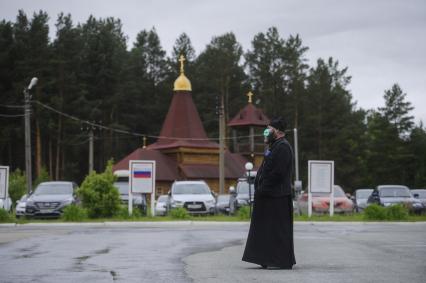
[219,94,225,194]
[89,128,94,173]
[293,128,301,194]
[82,122,99,174]
[23,78,38,194]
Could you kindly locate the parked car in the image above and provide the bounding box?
[229,172,256,215]
[0,196,12,213]
[15,194,28,218]
[411,189,426,208]
[297,185,354,215]
[367,185,424,214]
[215,194,231,214]
[353,188,373,212]
[168,181,216,215]
[155,195,169,216]
[25,181,78,218]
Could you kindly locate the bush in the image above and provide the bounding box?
[77,160,121,218]
[8,169,27,205]
[0,208,13,223]
[363,204,387,220]
[170,207,190,219]
[61,205,88,222]
[364,204,409,220]
[237,205,251,220]
[386,204,408,220]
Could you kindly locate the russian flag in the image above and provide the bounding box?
[134,170,151,178]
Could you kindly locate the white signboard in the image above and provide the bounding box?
[0,166,10,199]
[309,161,333,193]
[129,160,156,217]
[130,160,156,193]
[308,160,334,217]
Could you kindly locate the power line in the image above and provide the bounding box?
[32,100,267,141]
[0,104,25,109]
[0,113,25,118]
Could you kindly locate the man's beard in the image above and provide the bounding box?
[264,132,276,145]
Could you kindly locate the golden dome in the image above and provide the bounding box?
[173,55,192,91]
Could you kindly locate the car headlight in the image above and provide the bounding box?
[26,200,34,207]
[237,199,247,205]
[206,200,215,204]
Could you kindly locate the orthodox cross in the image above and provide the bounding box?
[247,91,254,103]
[179,55,186,74]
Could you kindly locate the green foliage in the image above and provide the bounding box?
[237,205,251,220]
[8,169,27,205]
[34,166,50,188]
[61,204,88,221]
[385,204,409,220]
[77,161,121,218]
[363,204,409,220]
[170,207,190,219]
[0,208,13,222]
[363,204,387,220]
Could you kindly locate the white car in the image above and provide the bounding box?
[155,195,169,216]
[15,194,28,217]
[168,181,216,215]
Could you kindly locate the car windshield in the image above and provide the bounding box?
[114,182,128,195]
[237,182,254,194]
[356,190,373,199]
[380,187,411,197]
[34,183,73,195]
[157,195,168,202]
[312,186,346,197]
[412,190,426,198]
[173,183,211,194]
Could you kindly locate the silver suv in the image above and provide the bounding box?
[25,181,78,218]
[168,181,216,214]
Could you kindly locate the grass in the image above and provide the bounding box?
[2,212,426,224]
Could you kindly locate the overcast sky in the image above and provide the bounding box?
[1,0,425,123]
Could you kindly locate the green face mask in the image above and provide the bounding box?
[263,128,271,138]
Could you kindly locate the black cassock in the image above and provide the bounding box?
[242,137,296,269]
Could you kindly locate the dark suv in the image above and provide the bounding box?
[25,181,78,218]
[367,185,424,214]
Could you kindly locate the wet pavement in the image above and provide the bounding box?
[0,222,247,282]
[1,222,425,283]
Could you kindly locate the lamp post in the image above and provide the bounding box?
[23,77,38,194]
[245,161,254,216]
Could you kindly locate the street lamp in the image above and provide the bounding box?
[245,161,254,216]
[23,77,38,194]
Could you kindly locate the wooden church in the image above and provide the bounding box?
[113,56,269,195]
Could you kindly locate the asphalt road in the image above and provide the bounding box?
[0,222,425,283]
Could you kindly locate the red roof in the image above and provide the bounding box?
[228,103,270,127]
[149,91,219,149]
[113,148,179,181]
